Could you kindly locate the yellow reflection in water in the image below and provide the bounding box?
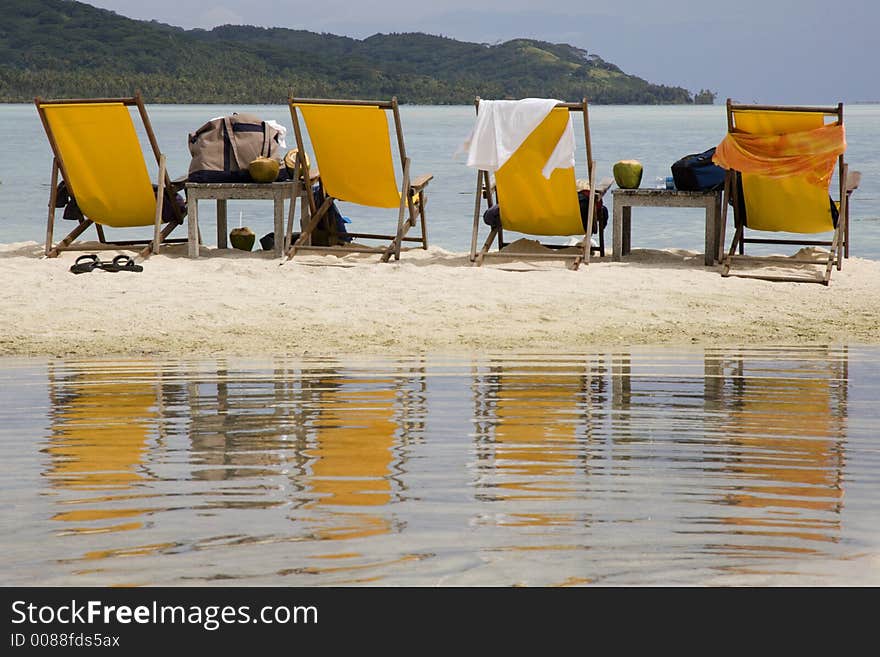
[45,363,172,561]
[46,365,158,533]
[711,349,847,557]
[303,377,399,541]
[474,363,594,528]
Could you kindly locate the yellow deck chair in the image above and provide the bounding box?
[35,93,187,258]
[717,100,859,285]
[286,97,432,263]
[470,98,610,270]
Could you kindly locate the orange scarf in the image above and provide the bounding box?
[713,123,845,188]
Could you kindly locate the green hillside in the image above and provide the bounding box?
[0,0,706,104]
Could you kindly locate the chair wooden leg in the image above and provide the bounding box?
[151,154,167,256]
[474,226,499,267]
[415,192,428,250]
[47,219,94,258]
[45,160,59,257]
[572,165,597,270]
[287,197,332,260]
[721,224,743,277]
[381,158,411,263]
[138,219,179,260]
[470,171,487,263]
[717,173,731,265]
[285,175,301,253]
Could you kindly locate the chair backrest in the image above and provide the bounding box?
[290,98,404,209]
[488,101,591,237]
[36,96,160,228]
[728,103,843,234]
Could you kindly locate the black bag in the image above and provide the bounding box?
[671,147,726,192]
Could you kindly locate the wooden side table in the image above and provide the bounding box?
[612,188,723,266]
[184,182,299,258]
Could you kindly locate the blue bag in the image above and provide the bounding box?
[671,147,726,192]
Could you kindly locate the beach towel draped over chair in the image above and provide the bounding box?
[714,100,858,285]
[468,97,609,270]
[35,93,187,258]
[286,97,431,263]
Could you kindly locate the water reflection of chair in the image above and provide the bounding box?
[184,362,426,543]
[302,371,423,541]
[705,348,848,551]
[46,363,160,533]
[472,361,602,527]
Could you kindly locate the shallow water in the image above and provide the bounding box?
[1,347,878,586]
[1,103,879,257]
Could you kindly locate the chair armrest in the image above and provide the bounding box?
[594,178,614,197]
[846,170,861,194]
[410,174,433,191]
[575,177,613,197]
[169,175,188,192]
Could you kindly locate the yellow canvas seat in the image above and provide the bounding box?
[469,98,609,270]
[286,97,431,262]
[35,93,187,258]
[714,100,859,285]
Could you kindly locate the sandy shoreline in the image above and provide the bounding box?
[3,240,880,358]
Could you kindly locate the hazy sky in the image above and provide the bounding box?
[86,0,877,102]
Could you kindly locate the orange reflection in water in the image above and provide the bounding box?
[474,365,592,528]
[45,364,164,556]
[302,377,401,541]
[712,351,847,557]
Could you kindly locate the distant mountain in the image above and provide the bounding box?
[0,0,707,104]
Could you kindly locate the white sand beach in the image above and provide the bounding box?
[3,239,880,358]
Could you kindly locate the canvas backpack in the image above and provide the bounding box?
[188,113,285,183]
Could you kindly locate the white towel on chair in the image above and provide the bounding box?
[462,98,575,178]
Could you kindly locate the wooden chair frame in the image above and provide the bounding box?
[718,100,856,285]
[286,96,431,263]
[469,98,606,271]
[35,93,187,259]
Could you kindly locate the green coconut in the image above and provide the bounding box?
[248,156,281,183]
[613,160,644,189]
[230,226,256,251]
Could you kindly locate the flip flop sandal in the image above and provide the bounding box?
[99,254,143,273]
[69,254,101,274]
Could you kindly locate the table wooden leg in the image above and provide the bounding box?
[622,206,632,256]
[704,202,715,267]
[217,199,228,249]
[188,196,199,258]
[273,193,284,258]
[612,201,624,261]
[712,194,723,265]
